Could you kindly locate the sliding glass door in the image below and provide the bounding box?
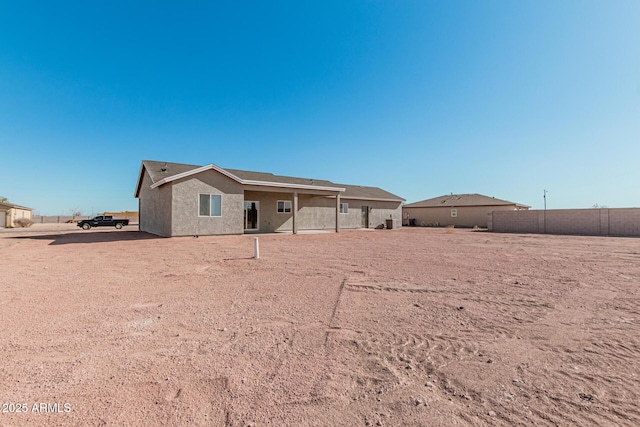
[244,201,259,231]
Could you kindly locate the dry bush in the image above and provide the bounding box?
[14,218,34,228]
[445,224,455,234]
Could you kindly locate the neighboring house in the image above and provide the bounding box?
[0,202,33,228]
[134,160,405,237]
[402,194,529,228]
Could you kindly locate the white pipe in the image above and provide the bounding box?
[254,237,259,259]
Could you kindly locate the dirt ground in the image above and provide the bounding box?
[0,225,638,426]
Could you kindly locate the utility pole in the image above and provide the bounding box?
[543,190,548,210]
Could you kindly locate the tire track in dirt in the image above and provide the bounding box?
[317,274,489,424]
[323,277,348,346]
[479,280,640,427]
[323,272,640,426]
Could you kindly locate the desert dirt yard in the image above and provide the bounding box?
[0,225,639,426]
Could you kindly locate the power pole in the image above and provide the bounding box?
[543,189,548,210]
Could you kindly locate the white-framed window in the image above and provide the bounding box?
[199,194,222,217]
[277,200,292,213]
[451,208,457,218]
[339,203,349,214]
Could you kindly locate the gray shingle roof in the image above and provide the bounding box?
[138,160,404,201]
[404,193,528,208]
[336,183,405,201]
[141,160,202,184]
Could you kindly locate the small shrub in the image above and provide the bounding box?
[14,218,34,228]
[445,224,455,234]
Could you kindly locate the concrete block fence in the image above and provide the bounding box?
[488,208,640,237]
[32,216,91,224]
[32,215,139,224]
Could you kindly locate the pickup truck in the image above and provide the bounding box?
[77,216,129,230]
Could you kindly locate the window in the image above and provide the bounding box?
[451,208,457,218]
[277,200,292,213]
[199,194,222,217]
[339,203,349,214]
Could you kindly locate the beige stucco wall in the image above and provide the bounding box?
[171,172,245,237]
[342,199,403,230]
[243,190,295,232]
[138,170,173,236]
[1,207,32,227]
[402,205,522,228]
[242,191,403,232]
[296,195,341,231]
[295,196,402,231]
[489,208,640,237]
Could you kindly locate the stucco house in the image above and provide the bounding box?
[134,160,404,237]
[402,193,529,228]
[0,202,33,228]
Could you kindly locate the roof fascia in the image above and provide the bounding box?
[134,163,147,198]
[242,179,343,192]
[149,164,244,190]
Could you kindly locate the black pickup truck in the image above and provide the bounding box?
[77,215,129,230]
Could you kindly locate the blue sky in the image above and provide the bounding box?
[1,1,638,215]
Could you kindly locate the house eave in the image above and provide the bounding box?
[341,196,405,203]
[242,180,344,193]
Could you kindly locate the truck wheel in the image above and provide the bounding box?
[115,223,123,229]
[82,223,91,230]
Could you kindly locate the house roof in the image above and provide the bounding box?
[0,202,33,211]
[404,193,529,208]
[135,160,404,202]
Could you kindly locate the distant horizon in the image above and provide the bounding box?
[1,1,638,215]
[13,192,637,218]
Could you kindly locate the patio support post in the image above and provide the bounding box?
[335,193,340,233]
[293,192,298,234]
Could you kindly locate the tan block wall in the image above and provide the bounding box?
[33,215,92,224]
[489,208,640,237]
[609,209,640,236]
